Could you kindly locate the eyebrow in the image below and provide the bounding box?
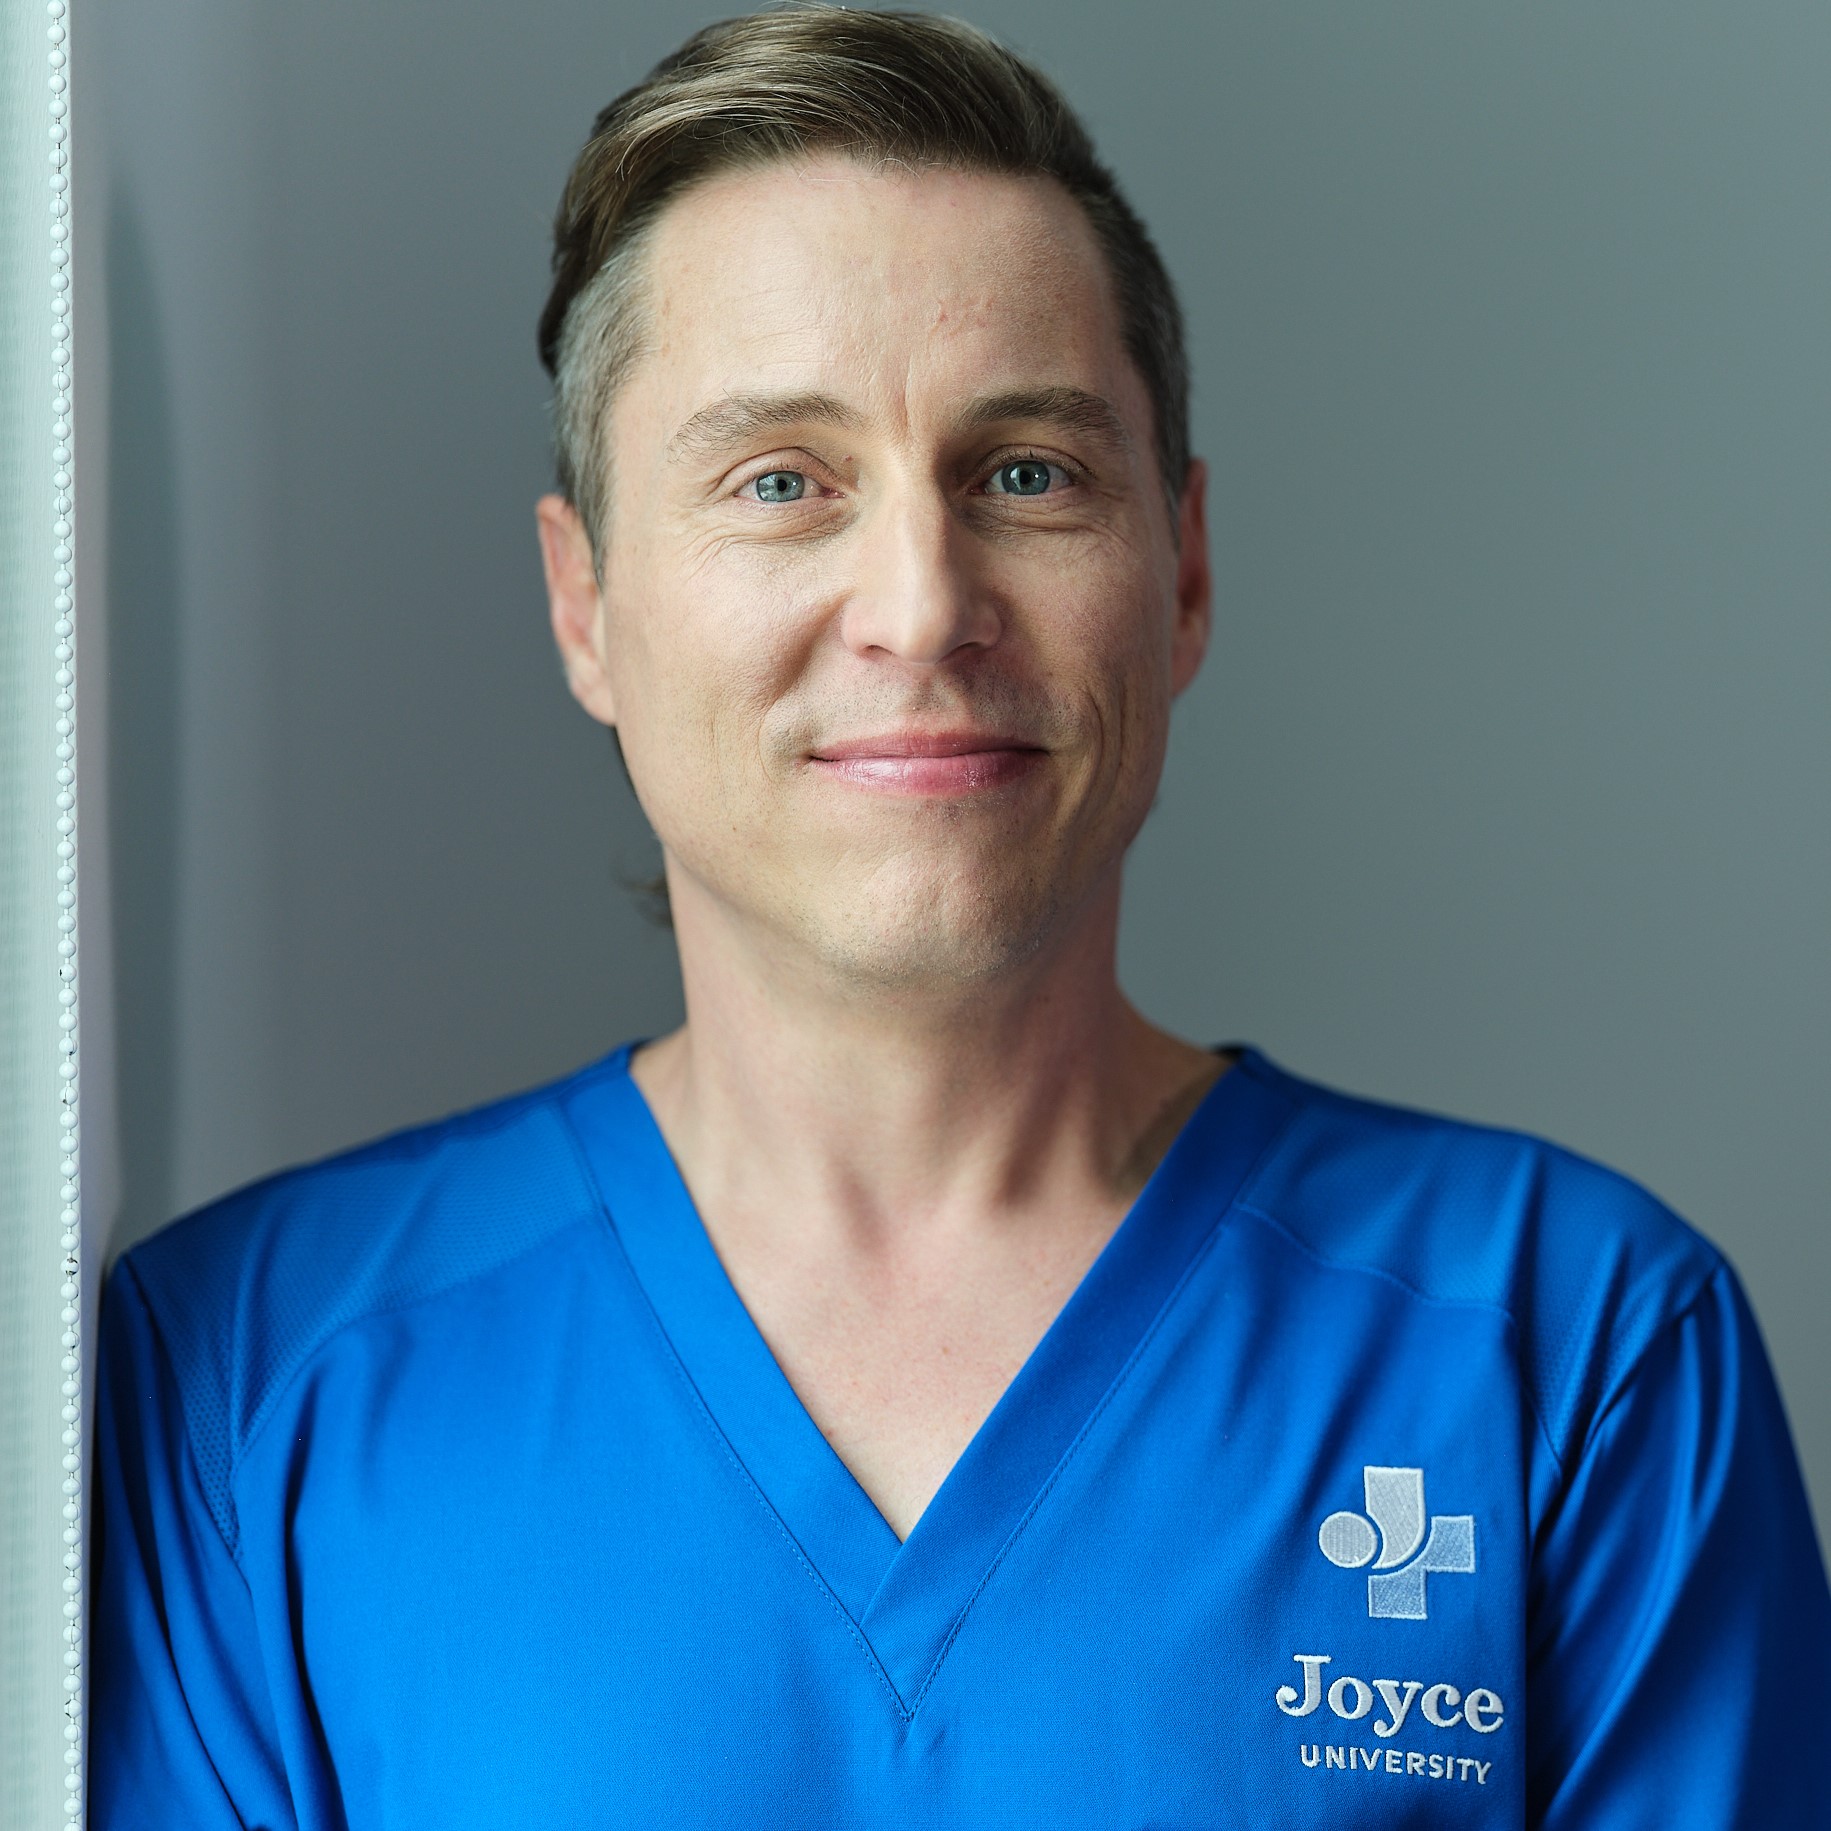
[667,391,864,464]
[665,382,1134,467]
[955,386,1134,453]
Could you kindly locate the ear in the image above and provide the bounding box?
[1169,458,1212,697]
[537,493,619,727]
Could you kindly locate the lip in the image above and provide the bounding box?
[812,729,1037,761]
[806,729,1045,795]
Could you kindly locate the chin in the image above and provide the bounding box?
[792,856,1065,991]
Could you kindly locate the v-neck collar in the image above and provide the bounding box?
[560,1045,1295,1715]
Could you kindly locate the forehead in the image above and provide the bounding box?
[631,155,1133,423]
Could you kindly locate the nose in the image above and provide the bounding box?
[837,484,1002,666]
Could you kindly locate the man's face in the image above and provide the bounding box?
[542,155,1210,987]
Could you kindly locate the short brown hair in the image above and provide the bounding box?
[538,6,1190,554]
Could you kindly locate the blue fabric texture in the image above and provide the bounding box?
[91,1046,1831,1828]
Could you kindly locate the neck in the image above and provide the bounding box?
[633,865,1222,1247]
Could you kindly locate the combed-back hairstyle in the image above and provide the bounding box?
[538,6,1189,559]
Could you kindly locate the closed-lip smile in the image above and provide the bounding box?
[806,729,1045,794]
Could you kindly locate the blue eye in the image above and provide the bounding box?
[988,459,1058,497]
[751,470,808,503]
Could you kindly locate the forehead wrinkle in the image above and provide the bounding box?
[667,390,866,466]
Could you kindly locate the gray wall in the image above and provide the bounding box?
[95,1,1829,1539]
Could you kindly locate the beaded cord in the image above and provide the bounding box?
[45,2,84,1824]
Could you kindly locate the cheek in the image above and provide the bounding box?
[603,545,824,821]
[1044,571,1178,768]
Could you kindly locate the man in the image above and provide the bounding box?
[93,10,1829,1826]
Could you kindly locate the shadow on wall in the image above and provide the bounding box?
[104,200,180,1251]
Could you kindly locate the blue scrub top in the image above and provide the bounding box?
[92,1046,1831,1827]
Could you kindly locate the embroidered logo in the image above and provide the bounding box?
[1318,1466,1475,1619]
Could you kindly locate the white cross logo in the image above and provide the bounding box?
[1319,1466,1476,1620]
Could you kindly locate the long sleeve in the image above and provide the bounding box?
[1528,1259,1831,1826]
